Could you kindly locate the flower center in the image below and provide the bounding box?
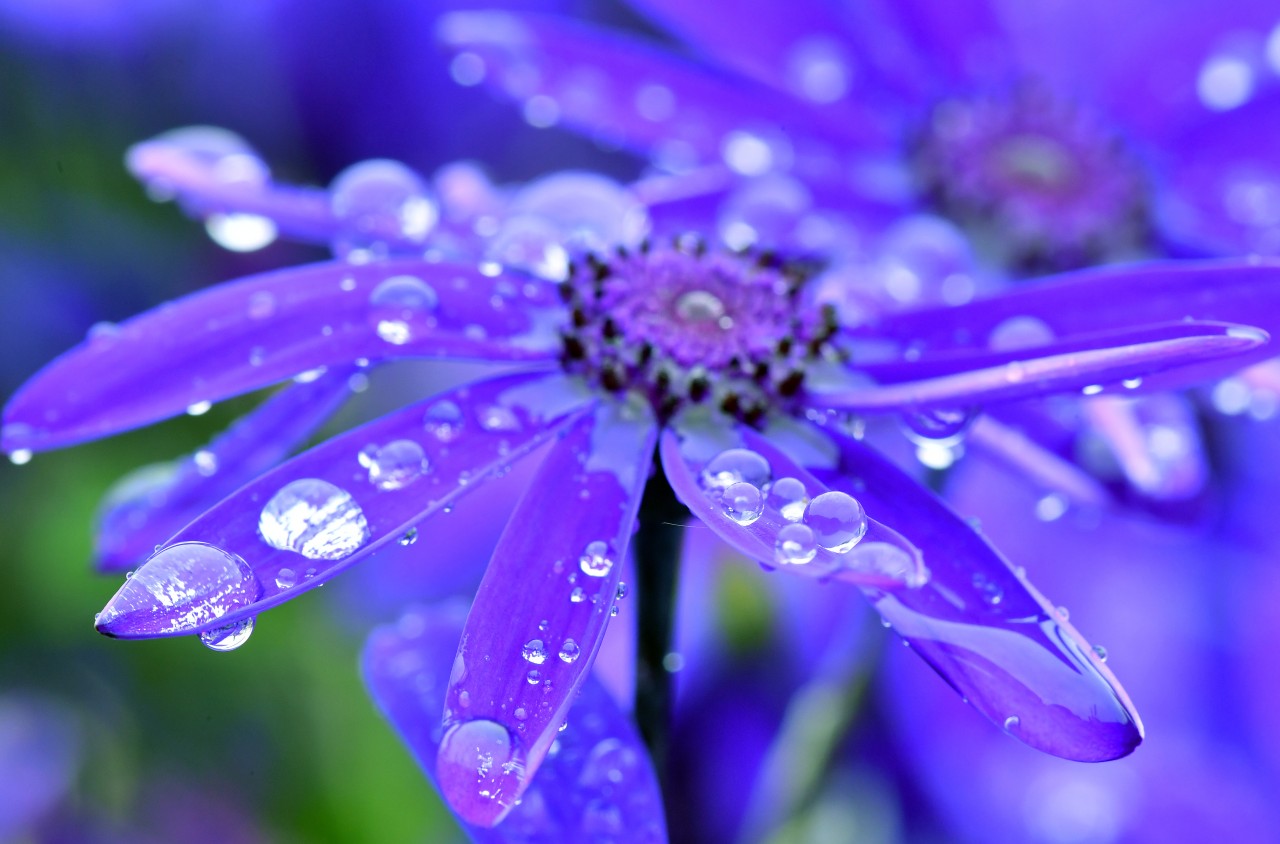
[915,89,1150,271]
[558,238,837,422]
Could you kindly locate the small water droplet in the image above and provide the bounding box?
[1093,644,1109,663]
[526,669,542,685]
[700,448,772,492]
[275,567,297,590]
[329,159,438,259]
[199,616,255,652]
[902,407,973,444]
[1003,715,1020,732]
[9,449,32,466]
[398,527,419,546]
[521,639,547,665]
[774,523,818,565]
[803,490,867,553]
[205,213,277,252]
[365,439,430,490]
[764,477,808,521]
[186,400,212,417]
[368,275,439,345]
[721,480,764,525]
[579,540,614,577]
[477,405,522,433]
[569,587,586,603]
[971,572,1004,606]
[558,639,580,663]
[258,478,370,560]
[424,400,465,441]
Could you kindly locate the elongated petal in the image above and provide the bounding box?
[660,420,927,589]
[3,260,564,453]
[437,12,890,168]
[816,322,1266,412]
[439,397,656,827]
[127,134,339,244]
[362,603,667,843]
[805,420,1143,762]
[95,368,358,572]
[94,371,593,639]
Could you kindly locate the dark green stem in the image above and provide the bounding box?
[633,465,687,794]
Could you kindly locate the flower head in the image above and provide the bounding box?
[6,134,1280,835]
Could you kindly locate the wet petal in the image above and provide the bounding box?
[362,603,667,843]
[440,397,657,827]
[3,260,564,453]
[660,420,927,589]
[94,371,593,639]
[804,419,1144,762]
[127,130,339,244]
[821,321,1267,412]
[437,11,890,169]
[95,367,357,572]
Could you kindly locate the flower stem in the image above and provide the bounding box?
[633,465,687,795]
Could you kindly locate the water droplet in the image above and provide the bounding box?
[423,400,464,442]
[477,405,521,433]
[186,400,212,417]
[569,587,586,603]
[274,567,297,590]
[902,407,973,444]
[258,478,370,560]
[329,159,438,259]
[1093,644,1108,663]
[971,572,1004,606]
[1056,606,1070,621]
[368,275,439,345]
[774,523,818,566]
[199,616,255,652]
[398,527,419,546]
[1003,715,1020,732]
[764,477,809,521]
[526,669,542,685]
[436,720,526,826]
[700,448,772,492]
[720,480,765,526]
[9,449,32,466]
[205,213,278,252]
[485,214,570,281]
[521,639,547,665]
[579,540,614,577]
[97,541,261,634]
[558,639,580,663]
[365,439,430,490]
[988,315,1054,351]
[803,490,867,553]
[674,290,727,326]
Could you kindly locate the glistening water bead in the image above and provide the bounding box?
[803,491,868,553]
[775,523,818,566]
[764,476,810,521]
[700,448,772,491]
[368,275,439,345]
[722,481,765,525]
[436,719,527,827]
[258,478,371,560]
[199,617,255,652]
[579,540,615,577]
[361,439,430,491]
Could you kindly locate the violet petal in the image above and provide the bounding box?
[362,603,667,843]
[436,12,890,167]
[3,259,564,453]
[965,416,1111,509]
[817,321,1266,412]
[1082,394,1208,502]
[805,419,1144,762]
[659,421,927,589]
[439,397,657,827]
[95,367,357,572]
[95,371,593,639]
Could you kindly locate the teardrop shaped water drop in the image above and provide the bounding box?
[436,719,527,826]
[199,616,255,652]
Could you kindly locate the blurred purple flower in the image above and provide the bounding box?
[436,0,1280,269]
[9,133,1280,838]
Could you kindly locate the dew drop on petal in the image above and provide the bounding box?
[558,639,580,664]
[569,587,586,603]
[521,639,548,665]
[199,616,255,652]
[1093,644,1109,663]
[329,158,438,259]
[774,523,818,566]
[722,480,764,525]
[258,479,370,560]
[700,448,772,492]
[274,567,297,590]
[1003,715,1020,732]
[436,720,527,826]
[368,275,439,345]
[485,214,570,281]
[365,439,430,490]
[803,490,867,553]
[764,476,809,521]
[988,315,1054,351]
[398,528,419,546]
[477,405,522,433]
[579,540,614,577]
[423,400,465,442]
[205,213,278,252]
[902,407,974,445]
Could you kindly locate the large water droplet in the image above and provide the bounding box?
[764,477,809,521]
[97,541,261,635]
[722,481,764,526]
[484,214,570,281]
[330,159,438,259]
[803,491,867,553]
[199,616,255,652]
[258,479,370,560]
[774,523,817,566]
[364,439,430,491]
[579,540,615,577]
[700,448,772,492]
[368,275,439,345]
[437,720,526,826]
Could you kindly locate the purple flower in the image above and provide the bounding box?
[436,1,1280,269]
[6,136,1280,836]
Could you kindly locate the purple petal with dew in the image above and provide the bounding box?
[819,321,1266,413]
[659,420,927,589]
[625,0,857,104]
[3,259,564,453]
[436,11,891,171]
[1155,92,1280,257]
[126,127,339,245]
[965,415,1111,509]
[1082,394,1208,503]
[95,367,357,573]
[362,602,667,843]
[803,418,1143,762]
[438,396,656,827]
[94,371,594,640]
